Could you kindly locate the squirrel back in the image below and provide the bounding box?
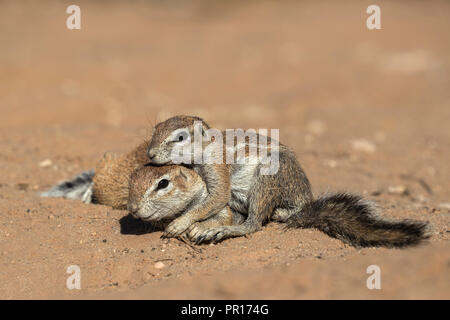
[92,140,150,209]
[40,140,151,209]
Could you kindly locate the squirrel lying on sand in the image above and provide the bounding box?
[42,115,430,248]
[128,164,245,237]
[145,115,430,248]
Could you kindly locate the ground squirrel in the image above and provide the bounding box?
[128,164,244,237]
[146,115,430,248]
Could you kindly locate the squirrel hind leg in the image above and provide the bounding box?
[194,220,261,243]
[197,183,279,242]
[199,153,308,242]
[200,163,297,242]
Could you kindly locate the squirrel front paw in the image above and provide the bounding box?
[162,215,192,238]
[186,222,212,244]
[192,226,234,244]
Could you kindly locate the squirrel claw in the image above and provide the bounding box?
[196,226,231,243]
[164,216,191,238]
[195,235,207,245]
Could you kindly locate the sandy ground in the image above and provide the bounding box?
[0,1,449,299]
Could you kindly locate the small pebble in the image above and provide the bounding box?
[39,159,52,168]
[371,190,382,196]
[327,160,337,168]
[351,139,376,153]
[388,185,409,196]
[414,195,427,203]
[154,262,165,269]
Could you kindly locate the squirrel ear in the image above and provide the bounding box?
[102,151,116,160]
[178,167,189,180]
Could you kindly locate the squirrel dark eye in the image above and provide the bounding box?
[156,179,169,190]
[174,131,188,143]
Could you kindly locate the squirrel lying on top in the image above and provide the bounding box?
[144,115,430,247]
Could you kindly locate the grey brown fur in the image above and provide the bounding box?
[147,115,430,248]
[128,164,245,239]
[287,193,430,248]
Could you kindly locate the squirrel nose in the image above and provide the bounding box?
[129,202,139,217]
[148,149,156,160]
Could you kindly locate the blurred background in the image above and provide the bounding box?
[1,0,448,192]
[0,0,449,299]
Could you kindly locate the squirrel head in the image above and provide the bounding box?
[147,115,210,165]
[128,164,206,222]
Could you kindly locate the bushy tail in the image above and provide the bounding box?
[40,169,95,203]
[287,193,430,248]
